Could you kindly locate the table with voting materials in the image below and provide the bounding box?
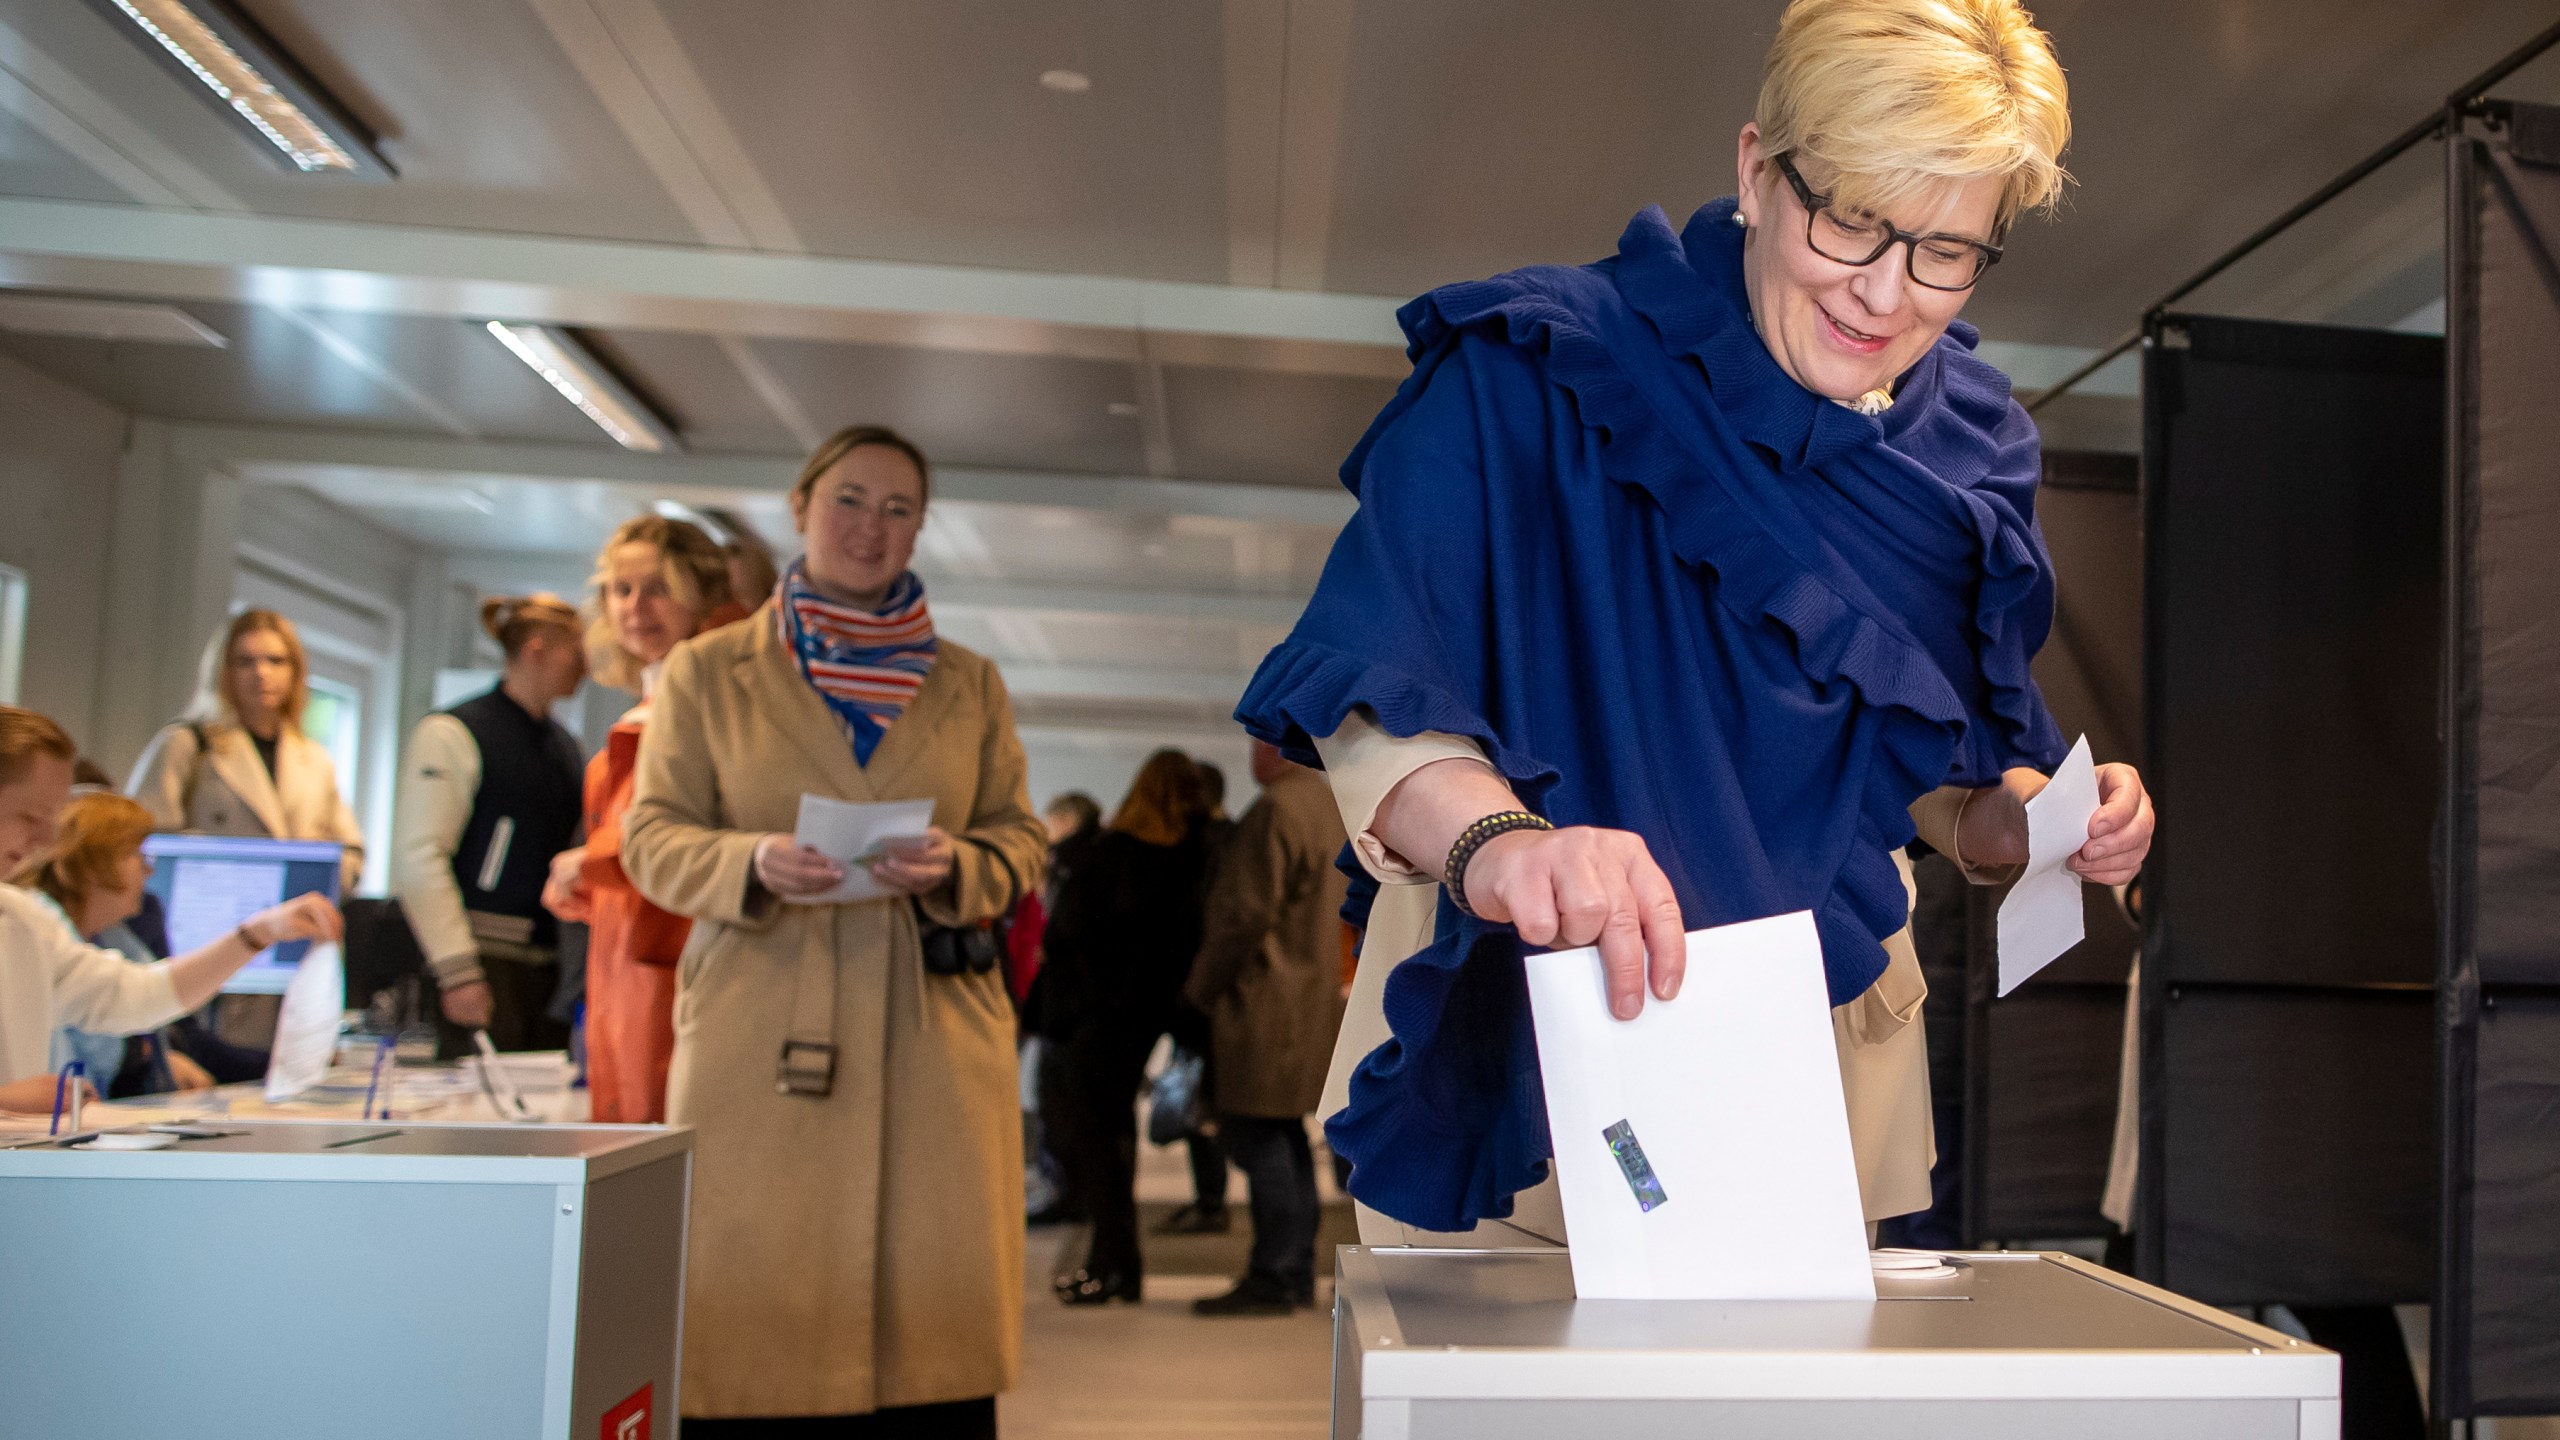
[0,1119,689,1440]
[1331,1246,2340,1440]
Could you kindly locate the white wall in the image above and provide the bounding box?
[0,350,125,748]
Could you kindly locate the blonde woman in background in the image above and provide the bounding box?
[542,516,742,1124]
[624,424,1046,1436]
[391,595,587,1055]
[128,608,365,893]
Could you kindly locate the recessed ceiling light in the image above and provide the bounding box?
[484,321,680,454]
[90,0,392,178]
[1039,69,1092,94]
[1106,401,1140,417]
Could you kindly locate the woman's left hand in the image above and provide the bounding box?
[2071,763,2154,886]
[871,826,957,895]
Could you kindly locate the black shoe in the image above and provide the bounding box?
[1152,1203,1231,1235]
[1027,1201,1086,1226]
[1191,1275,1296,1317]
[1054,1267,1141,1305]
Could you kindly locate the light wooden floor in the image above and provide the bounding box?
[999,1119,1341,1440]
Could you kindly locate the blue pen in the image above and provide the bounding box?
[361,1034,396,1120]
[47,1060,85,1137]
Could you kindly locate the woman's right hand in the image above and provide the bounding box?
[753,834,845,898]
[242,893,343,949]
[542,846,592,922]
[1460,826,1687,1021]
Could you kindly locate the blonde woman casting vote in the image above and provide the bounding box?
[1238,0,2154,1242]
[0,706,340,1113]
[624,425,1045,1437]
[127,609,365,893]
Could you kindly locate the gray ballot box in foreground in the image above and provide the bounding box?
[0,1120,690,1440]
[1331,1246,2340,1440]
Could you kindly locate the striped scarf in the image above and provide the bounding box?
[777,560,937,764]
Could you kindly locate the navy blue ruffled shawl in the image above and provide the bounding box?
[1231,199,2067,1234]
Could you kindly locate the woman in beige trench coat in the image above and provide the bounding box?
[624,425,1046,1437]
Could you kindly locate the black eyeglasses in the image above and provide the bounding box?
[1771,153,2002,292]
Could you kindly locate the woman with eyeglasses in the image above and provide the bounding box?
[622,425,1046,1437]
[1238,0,2156,1244]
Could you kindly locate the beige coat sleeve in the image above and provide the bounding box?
[124,724,195,832]
[620,642,778,930]
[1310,707,1492,883]
[916,661,1047,929]
[390,714,484,986]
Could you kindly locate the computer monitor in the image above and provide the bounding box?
[140,834,344,995]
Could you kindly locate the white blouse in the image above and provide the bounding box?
[0,884,181,1088]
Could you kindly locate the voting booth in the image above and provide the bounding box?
[0,1120,690,1440]
[1330,1246,2339,1439]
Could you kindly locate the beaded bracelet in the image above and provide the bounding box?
[1444,810,1555,918]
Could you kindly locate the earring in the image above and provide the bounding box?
[1732,209,1749,229]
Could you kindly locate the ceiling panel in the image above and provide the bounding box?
[1162,363,1396,489]
[0,104,133,203]
[751,337,1148,476]
[584,329,803,456]
[656,0,1230,277]
[915,503,1334,595]
[0,297,617,441]
[1323,0,1750,300]
[0,0,704,242]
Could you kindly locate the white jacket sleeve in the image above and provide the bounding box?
[390,714,484,989]
[0,890,181,1083]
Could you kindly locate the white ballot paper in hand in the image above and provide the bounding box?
[1525,911,1875,1301]
[263,940,344,1102]
[1996,733,2101,996]
[789,794,937,906]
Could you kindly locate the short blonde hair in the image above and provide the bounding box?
[1755,0,2070,234]
[195,609,309,729]
[583,515,734,693]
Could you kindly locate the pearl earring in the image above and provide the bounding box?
[1732,210,1748,228]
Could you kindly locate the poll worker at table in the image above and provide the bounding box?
[126,608,365,894]
[1234,0,2155,1242]
[542,515,742,1124]
[623,424,1047,1437]
[391,595,588,1055]
[0,706,341,1113]
[23,787,217,1095]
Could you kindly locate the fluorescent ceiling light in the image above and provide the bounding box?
[485,321,680,454]
[91,0,392,178]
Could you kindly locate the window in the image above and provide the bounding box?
[301,673,362,801]
[0,564,24,706]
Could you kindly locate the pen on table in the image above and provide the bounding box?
[323,1129,404,1149]
[48,1060,85,1137]
[362,1033,396,1121]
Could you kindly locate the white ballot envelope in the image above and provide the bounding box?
[1996,734,2102,996]
[262,940,345,1102]
[789,794,938,906]
[1524,911,1875,1301]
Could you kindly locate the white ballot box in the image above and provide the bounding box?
[0,1120,690,1440]
[1331,1247,2339,1440]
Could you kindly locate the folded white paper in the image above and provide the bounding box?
[1996,734,2102,996]
[1524,912,1875,1301]
[263,940,344,1102]
[789,795,937,906]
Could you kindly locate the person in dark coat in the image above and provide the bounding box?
[1042,751,1213,1304]
[1182,741,1350,1314]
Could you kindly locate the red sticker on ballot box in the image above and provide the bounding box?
[603,1383,651,1440]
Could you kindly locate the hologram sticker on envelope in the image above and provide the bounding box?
[1603,1120,1669,1212]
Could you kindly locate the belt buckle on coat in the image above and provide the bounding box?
[776,1039,838,1097]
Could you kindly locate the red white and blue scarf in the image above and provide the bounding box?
[778,560,937,764]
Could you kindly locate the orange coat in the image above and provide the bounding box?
[579,716,690,1123]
